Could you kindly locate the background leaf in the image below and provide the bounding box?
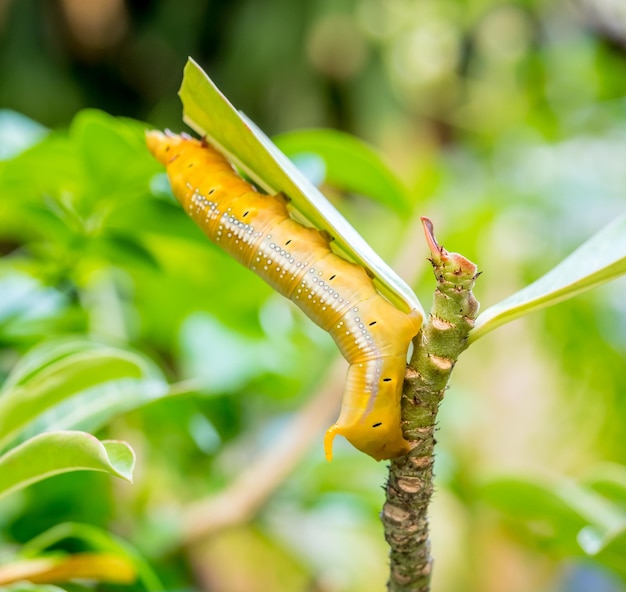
[274,128,410,214]
[0,431,135,501]
[471,214,626,342]
[0,342,166,450]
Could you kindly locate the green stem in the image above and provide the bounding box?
[383,218,480,592]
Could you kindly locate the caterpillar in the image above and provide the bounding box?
[146,130,423,461]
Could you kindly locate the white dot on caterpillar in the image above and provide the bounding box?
[263,266,268,270]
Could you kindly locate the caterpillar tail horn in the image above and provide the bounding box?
[324,424,341,462]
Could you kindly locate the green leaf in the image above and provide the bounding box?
[0,431,135,501]
[0,132,82,208]
[1,339,100,391]
[0,341,163,450]
[582,463,626,510]
[87,233,161,270]
[178,58,423,317]
[470,214,626,342]
[70,109,160,199]
[20,375,170,444]
[273,129,410,214]
[483,474,624,529]
[482,474,626,560]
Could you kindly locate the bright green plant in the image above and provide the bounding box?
[168,61,626,592]
[0,84,625,591]
[0,337,173,588]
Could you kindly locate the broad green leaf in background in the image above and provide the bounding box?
[0,431,134,501]
[2,340,103,390]
[273,129,410,214]
[470,214,626,342]
[582,463,626,511]
[482,472,626,578]
[70,109,160,202]
[0,341,168,450]
[178,58,423,317]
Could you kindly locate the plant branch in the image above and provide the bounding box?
[383,217,480,592]
[182,362,345,543]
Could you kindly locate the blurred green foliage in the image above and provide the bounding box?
[0,1,625,591]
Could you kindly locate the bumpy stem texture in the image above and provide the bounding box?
[383,218,480,592]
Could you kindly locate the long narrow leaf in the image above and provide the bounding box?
[178,58,423,317]
[470,214,626,342]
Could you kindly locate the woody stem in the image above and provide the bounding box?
[383,218,480,592]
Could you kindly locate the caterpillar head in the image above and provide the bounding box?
[146,130,196,165]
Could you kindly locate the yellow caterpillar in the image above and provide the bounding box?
[146,131,422,461]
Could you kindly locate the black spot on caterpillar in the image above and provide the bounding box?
[146,131,423,461]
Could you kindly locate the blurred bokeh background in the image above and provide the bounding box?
[1,0,625,591]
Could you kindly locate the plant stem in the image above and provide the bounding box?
[383,218,480,592]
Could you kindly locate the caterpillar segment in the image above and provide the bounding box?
[146,130,423,461]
